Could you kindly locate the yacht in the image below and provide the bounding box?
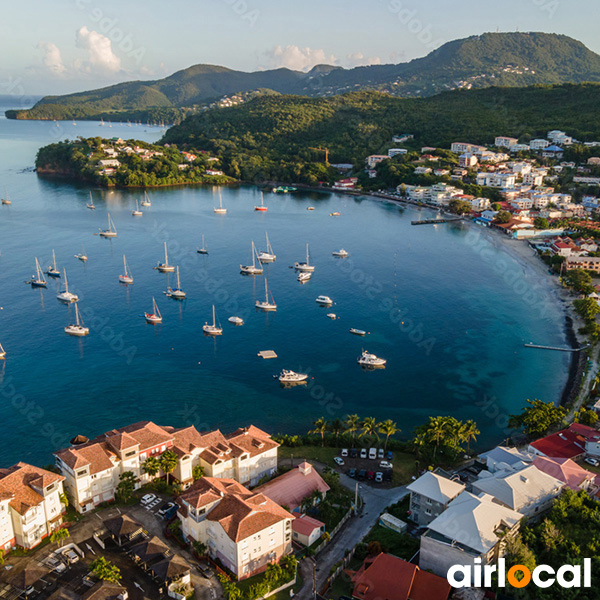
[256,278,277,311]
[316,295,333,305]
[119,255,133,284]
[98,213,117,238]
[165,266,186,299]
[357,351,387,367]
[57,269,79,303]
[295,244,315,272]
[74,245,88,262]
[298,272,311,283]
[132,199,143,216]
[350,328,367,336]
[29,258,47,288]
[203,305,223,335]
[240,241,263,275]
[197,235,209,255]
[140,192,151,207]
[254,192,268,212]
[86,192,95,210]
[228,316,244,326]
[332,249,349,257]
[144,297,162,324]
[278,370,308,383]
[214,191,227,214]
[155,242,175,272]
[257,233,276,263]
[327,313,337,320]
[46,249,61,277]
[65,304,89,337]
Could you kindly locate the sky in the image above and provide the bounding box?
[1,0,600,96]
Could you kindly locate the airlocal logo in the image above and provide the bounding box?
[448,558,592,590]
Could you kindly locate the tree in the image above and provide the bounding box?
[329,418,345,441]
[91,557,121,583]
[448,198,472,215]
[160,450,178,485]
[344,414,361,441]
[508,399,567,439]
[573,297,600,320]
[116,471,137,502]
[0,549,4,566]
[310,417,329,446]
[564,269,595,296]
[59,492,69,508]
[458,419,480,454]
[142,456,161,478]
[192,465,205,481]
[494,210,512,224]
[50,527,70,548]
[502,534,537,583]
[491,202,502,211]
[360,417,380,442]
[193,541,208,556]
[576,408,599,426]
[426,416,451,457]
[379,420,400,450]
[534,217,549,229]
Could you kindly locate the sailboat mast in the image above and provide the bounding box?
[52,249,57,270]
[164,242,169,265]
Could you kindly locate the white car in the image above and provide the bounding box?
[62,549,79,564]
[375,472,383,483]
[377,448,384,459]
[334,457,345,466]
[341,448,348,457]
[585,457,599,467]
[360,448,367,459]
[368,448,377,459]
[141,493,157,505]
[379,461,393,469]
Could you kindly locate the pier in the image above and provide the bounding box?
[524,343,590,353]
[411,217,464,226]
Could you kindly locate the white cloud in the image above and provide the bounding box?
[264,45,338,72]
[75,26,121,74]
[345,53,382,68]
[38,42,67,76]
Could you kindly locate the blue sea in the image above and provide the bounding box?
[0,97,570,466]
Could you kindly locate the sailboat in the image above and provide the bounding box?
[254,192,268,212]
[86,192,95,210]
[140,191,151,207]
[155,242,175,272]
[119,255,133,284]
[132,199,143,216]
[0,341,5,359]
[98,213,117,238]
[240,241,263,275]
[1,190,11,205]
[197,235,209,255]
[57,269,79,303]
[257,233,276,263]
[74,245,88,262]
[214,191,227,214]
[144,297,162,324]
[28,258,47,288]
[64,304,89,336]
[99,118,104,126]
[46,249,61,277]
[256,278,277,311]
[165,266,186,299]
[203,305,223,335]
[294,244,315,272]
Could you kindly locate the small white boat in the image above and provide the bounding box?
[99,213,117,238]
[298,272,311,283]
[203,305,223,335]
[140,192,151,207]
[350,328,367,336]
[307,206,315,211]
[0,341,6,359]
[132,199,143,216]
[332,249,349,257]
[214,191,227,214]
[86,192,95,210]
[254,192,268,212]
[357,351,386,367]
[65,304,89,337]
[327,313,337,319]
[257,233,276,263]
[295,244,315,272]
[278,370,308,383]
[119,255,133,284]
[74,245,88,262]
[29,258,48,288]
[329,212,341,217]
[228,316,244,326]
[57,269,79,303]
[197,235,208,255]
[240,241,263,275]
[144,297,162,324]
[46,249,61,278]
[316,295,333,305]
[165,266,186,299]
[256,278,277,311]
[155,242,175,272]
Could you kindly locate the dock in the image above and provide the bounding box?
[411,217,464,226]
[258,350,278,359]
[524,343,589,353]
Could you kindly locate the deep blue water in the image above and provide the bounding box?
[0,101,570,466]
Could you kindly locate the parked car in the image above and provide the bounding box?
[375,472,383,483]
[360,448,367,459]
[367,471,375,480]
[377,448,384,459]
[158,502,176,517]
[585,457,599,467]
[386,450,393,461]
[334,457,345,466]
[62,549,79,564]
[358,469,366,480]
[379,461,393,469]
[141,493,157,505]
[368,448,377,459]
[196,563,213,578]
[383,470,393,482]
[350,448,358,458]
[341,448,348,457]
[348,468,357,478]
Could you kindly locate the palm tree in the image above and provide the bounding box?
[50,527,70,548]
[360,417,380,442]
[160,450,178,485]
[142,456,161,479]
[427,416,451,458]
[329,419,344,441]
[344,414,361,442]
[310,417,329,447]
[379,419,400,450]
[458,420,480,454]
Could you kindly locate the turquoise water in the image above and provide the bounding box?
[0,99,570,466]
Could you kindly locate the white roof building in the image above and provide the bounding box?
[407,471,465,505]
[478,446,535,473]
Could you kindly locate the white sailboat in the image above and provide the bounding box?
[144,297,162,324]
[165,266,186,299]
[29,258,47,288]
[257,233,276,263]
[256,278,277,311]
[65,304,89,337]
[0,341,5,359]
[155,242,175,272]
[197,235,209,255]
[46,249,61,278]
[240,241,263,275]
[99,213,117,238]
[203,305,223,335]
[86,192,95,210]
[57,269,79,303]
[132,199,143,216]
[119,255,134,284]
[1,191,11,205]
[214,191,227,214]
[140,191,151,207]
[294,244,315,272]
[74,245,88,262]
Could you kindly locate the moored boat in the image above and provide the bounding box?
[56,269,79,303]
[203,305,223,335]
[228,316,244,326]
[155,242,175,272]
[144,297,162,324]
[332,249,349,257]
[165,266,186,299]
[350,328,367,336]
[99,213,117,237]
[257,233,276,262]
[256,278,277,311]
[46,249,61,277]
[119,255,133,284]
[295,243,315,272]
[28,258,47,288]
[357,350,386,367]
[65,304,89,336]
[278,370,308,383]
[240,241,263,275]
[316,295,333,305]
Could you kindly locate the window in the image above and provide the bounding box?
[124,451,136,458]
[425,509,432,516]
[426,498,432,505]
[285,533,291,542]
[76,469,87,478]
[269,527,275,535]
[46,484,55,492]
[269,539,275,547]
[161,445,166,452]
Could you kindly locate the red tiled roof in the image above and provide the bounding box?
[292,515,324,537]
[533,457,595,491]
[529,425,595,459]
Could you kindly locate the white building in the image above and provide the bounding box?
[451,142,487,154]
[459,153,478,168]
[530,139,550,151]
[388,148,408,157]
[469,197,491,211]
[476,173,517,188]
[365,155,389,169]
[407,472,465,526]
[495,137,519,149]
[97,159,121,168]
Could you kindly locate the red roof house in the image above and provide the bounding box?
[528,424,597,460]
[533,456,596,491]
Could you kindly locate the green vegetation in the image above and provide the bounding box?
[116,471,137,502]
[90,557,122,583]
[564,269,596,296]
[508,399,568,439]
[413,416,480,461]
[221,555,297,598]
[49,527,70,548]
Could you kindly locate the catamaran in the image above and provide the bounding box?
[74,245,88,262]
[257,233,276,263]
[119,255,133,284]
[99,213,117,238]
[214,191,227,214]
[254,192,268,212]
[132,199,142,216]
[86,192,95,210]
[0,341,5,359]
[197,235,209,255]
[140,191,151,207]
[46,249,61,277]
[256,278,277,311]
[57,269,79,303]
[165,266,186,299]
[203,305,223,335]
[144,297,162,324]
[240,241,263,275]
[294,244,315,272]
[29,258,47,288]
[155,242,175,272]
[65,304,89,337]
[357,351,387,367]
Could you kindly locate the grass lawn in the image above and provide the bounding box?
[363,525,420,561]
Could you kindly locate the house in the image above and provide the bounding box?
[523,172,544,187]
[530,139,550,151]
[414,167,432,175]
[254,462,330,513]
[469,197,491,211]
[542,145,564,159]
[565,256,600,273]
[419,492,522,578]
[333,178,358,190]
[177,477,293,579]
[459,153,478,168]
[471,465,564,517]
[406,471,465,526]
[527,424,595,460]
[350,553,451,600]
[365,155,389,169]
[476,172,516,188]
[510,144,532,153]
[97,159,121,169]
[291,514,325,547]
[588,157,600,166]
[495,136,519,149]
[0,463,66,550]
[393,134,414,143]
[533,456,597,492]
[434,169,450,177]
[550,238,580,257]
[451,143,487,154]
[181,152,197,162]
[206,170,224,176]
[388,148,408,157]
[548,130,573,146]
[478,446,534,473]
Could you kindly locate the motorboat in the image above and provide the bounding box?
[74,245,88,262]
[228,316,244,326]
[332,249,349,257]
[350,328,367,336]
[295,243,315,272]
[357,351,386,367]
[307,206,315,211]
[298,272,311,283]
[329,212,341,217]
[278,370,308,383]
[65,304,89,336]
[56,269,79,303]
[155,242,175,272]
[0,341,5,359]
[316,295,333,305]
[327,313,337,320]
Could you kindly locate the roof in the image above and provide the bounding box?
[81,581,128,600]
[179,477,250,509]
[292,515,324,537]
[426,492,522,555]
[0,463,64,516]
[406,472,465,505]
[103,514,144,537]
[529,424,595,459]
[150,555,190,582]
[533,456,595,491]
[479,446,534,470]
[130,536,171,562]
[254,462,330,510]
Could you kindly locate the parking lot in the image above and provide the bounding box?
[333,447,395,487]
